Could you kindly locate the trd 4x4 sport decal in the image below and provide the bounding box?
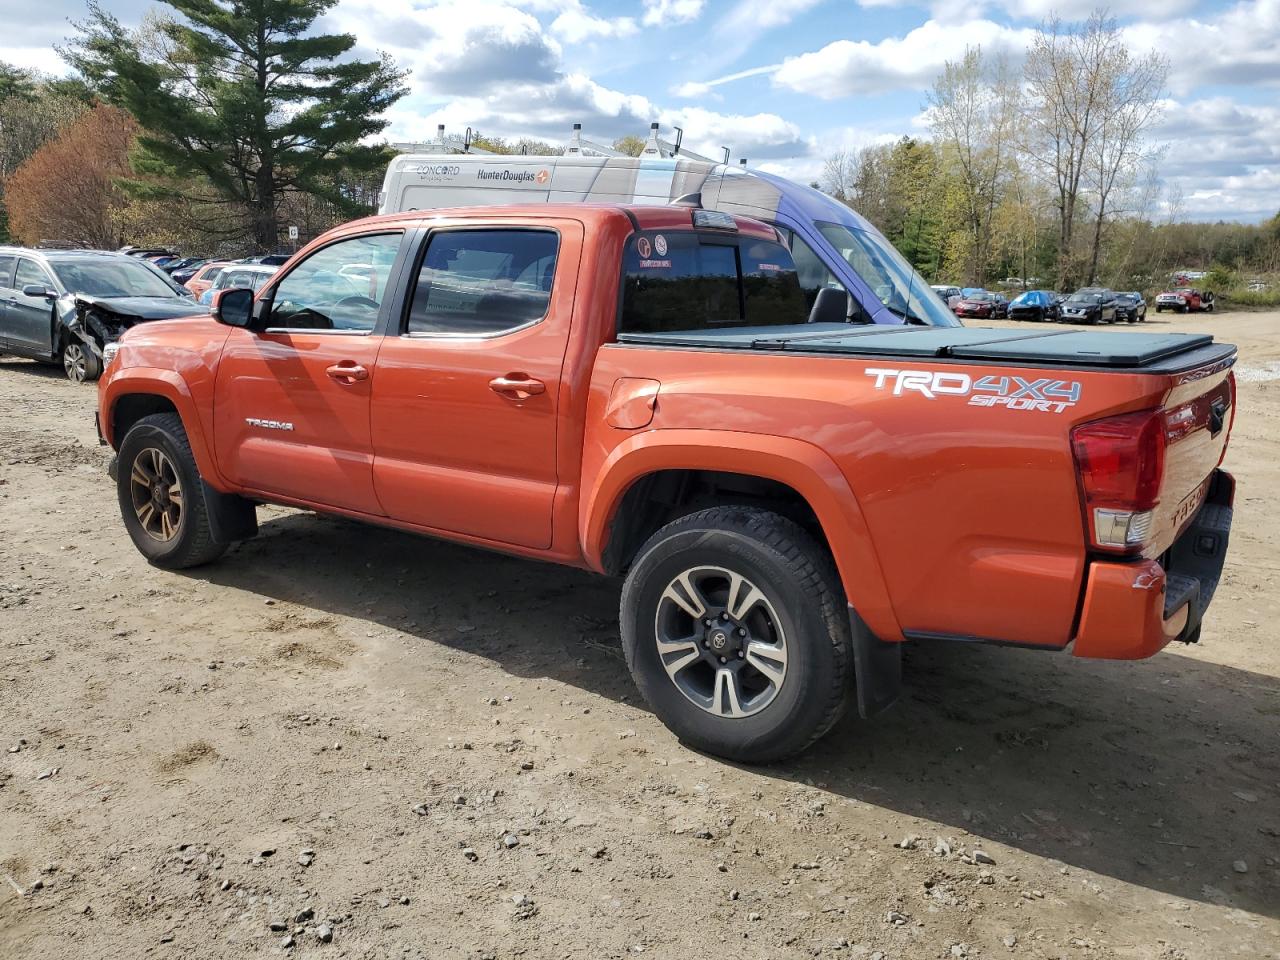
[865,369,1082,413]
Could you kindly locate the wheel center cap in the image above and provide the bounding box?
[708,628,729,651]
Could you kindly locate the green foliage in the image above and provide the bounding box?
[0,62,37,102]
[613,135,646,157]
[470,133,560,156]
[1205,265,1235,290]
[63,0,407,251]
[1222,286,1280,307]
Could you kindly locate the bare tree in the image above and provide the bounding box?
[1082,46,1168,281]
[1023,12,1148,289]
[928,46,1019,285]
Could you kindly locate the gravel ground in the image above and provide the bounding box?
[1,311,1278,960]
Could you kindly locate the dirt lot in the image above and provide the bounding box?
[2,311,1278,960]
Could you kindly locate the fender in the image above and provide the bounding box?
[100,367,231,491]
[580,428,904,642]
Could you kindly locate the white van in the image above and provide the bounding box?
[376,145,959,327]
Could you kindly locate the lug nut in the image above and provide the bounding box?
[718,656,727,664]
[736,628,747,637]
[704,619,713,627]
[737,650,745,658]
[720,613,730,621]
[702,640,709,648]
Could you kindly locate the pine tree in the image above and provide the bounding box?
[64,0,406,252]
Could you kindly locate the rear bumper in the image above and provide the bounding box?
[1073,470,1234,659]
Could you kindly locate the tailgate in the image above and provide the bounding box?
[1147,361,1236,557]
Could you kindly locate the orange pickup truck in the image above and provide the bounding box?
[97,204,1237,762]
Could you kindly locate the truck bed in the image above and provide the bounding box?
[617,324,1234,373]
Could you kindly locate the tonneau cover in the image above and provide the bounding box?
[618,325,1226,370]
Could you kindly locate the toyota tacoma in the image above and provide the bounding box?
[96,204,1238,763]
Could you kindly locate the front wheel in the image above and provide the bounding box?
[117,413,229,569]
[620,506,852,764]
[62,341,102,383]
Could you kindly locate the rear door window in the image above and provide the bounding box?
[405,229,559,336]
[621,233,808,334]
[0,255,15,289]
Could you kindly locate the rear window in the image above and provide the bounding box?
[620,232,808,334]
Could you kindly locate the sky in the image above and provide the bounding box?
[4,0,1278,222]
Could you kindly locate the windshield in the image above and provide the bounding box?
[1068,293,1103,304]
[964,292,995,302]
[52,258,185,299]
[816,221,958,326]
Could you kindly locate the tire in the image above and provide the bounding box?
[116,413,229,569]
[62,341,102,383]
[620,506,852,764]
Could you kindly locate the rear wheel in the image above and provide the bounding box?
[117,413,229,569]
[62,341,102,383]
[620,506,852,764]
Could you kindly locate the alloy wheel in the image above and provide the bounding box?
[63,343,87,382]
[653,565,788,718]
[129,446,184,542]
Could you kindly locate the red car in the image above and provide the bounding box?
[953,291,999,319]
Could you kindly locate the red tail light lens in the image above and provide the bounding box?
[1072,410,1166,510]
[1071,409,1167,553]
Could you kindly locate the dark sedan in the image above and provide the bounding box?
[1059,288,1119,325]
[1007,290,1061,322]
[1114,291,1147,323]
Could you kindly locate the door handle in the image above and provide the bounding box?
[325,362,369,384]
[489,374,545,400]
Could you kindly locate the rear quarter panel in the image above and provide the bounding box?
[584,344,1175,648]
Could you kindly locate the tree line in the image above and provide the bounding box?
[820,13,1280,297]
[0,2,1277,289]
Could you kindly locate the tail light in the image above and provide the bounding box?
[1071,409,1166,553]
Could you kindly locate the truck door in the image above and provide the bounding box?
[370,219,583,550]
[212,230,408,515]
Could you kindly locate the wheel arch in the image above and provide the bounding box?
[102,370,225,489]
[582,429,903,641]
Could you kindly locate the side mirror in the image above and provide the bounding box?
[212,288,256,328]
[22,284,55,300]
[809,286,850,325]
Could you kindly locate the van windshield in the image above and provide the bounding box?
[816,222,959,327]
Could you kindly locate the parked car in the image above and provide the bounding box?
[1155,287,1215,313]
[197,263,278,305]
[0,247,206,382]
[953,290,1001,319]
[237,254,291,266]
[1060,288,1119,324]
[159,256,203,276]
[930,284,962,308]
[1007,290,1061,322]
[184,261,232,299]
[169,259,209,285]
[1115,291,1147,323]
[97,203,1238,762]
[990,292,1010,318]
[120,247,177,260]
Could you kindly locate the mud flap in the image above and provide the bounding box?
[849,606,902,718]
[203,482,258,545]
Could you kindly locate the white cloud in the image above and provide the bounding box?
[1124,0,1280,95]
[549,6,638,43]
[641,0,705,27]
[1152,96,1280,221]
[773,18,1034,97]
